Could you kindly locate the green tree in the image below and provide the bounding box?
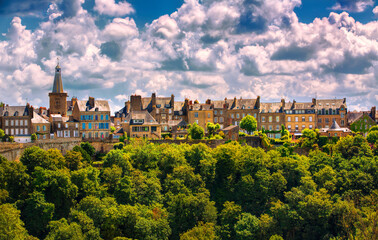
[240,115,257,134]
[0,203,29,239]
[113,142,124,150]
[334,135,373,159]
[300,129,318,148]
[45,218,85,240]
[71,167,102,200]
[102,165,123,194]
[32,167,78,219]
[73,146,92,163]
[18,191,54,238]
[69,210,102,240]
[0,129,4,139]
[187,123,205,140]
[180,222,216,240]
[206,122,220,137]
[218,201,242,240]
[234,213,260,240]
[103,149,132,174]
[80,142,96,157]
[368,125,378,132]
[31,133,37,142]
[366,130,378,144]
[110,126,116,133]
[65,150,83,171]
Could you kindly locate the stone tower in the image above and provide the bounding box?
[49,63,67,116]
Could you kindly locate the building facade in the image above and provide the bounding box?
[0,104,33,137]
[284,100,316,133]
[315,98,347,129]
[259,100,285,132]
[72,97,111,139]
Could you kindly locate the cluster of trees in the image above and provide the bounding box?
[0,134,377,239]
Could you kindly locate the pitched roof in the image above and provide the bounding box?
[76,100,110,112]
[260,102,282,113]
[347,111,363,124]
[284,101,314,110]
[52,64,64,93]
[315,99,346,110]
[0,105,30,117]
[124,110,158,125]
[31,113,50,124]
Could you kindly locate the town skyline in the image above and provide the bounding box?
[0,0,377,113]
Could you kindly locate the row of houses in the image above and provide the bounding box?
[0,64,377,142]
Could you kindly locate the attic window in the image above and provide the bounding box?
[95,108,99,112]
[157,104,161,108]
[326,103,329,106]
[133,119,144,124]
[4,111,8,116]
[242,105,245,109]
[14,111,19,116]
[268,110,272,113]
[261,110,265,113]
[165,104,170,108]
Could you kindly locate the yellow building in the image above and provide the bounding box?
[188,103,214,132]
[284,100,316,133]
[121,111,161,139]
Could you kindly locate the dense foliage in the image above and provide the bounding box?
[0,135,377,240]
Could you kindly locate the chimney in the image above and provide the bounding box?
[39,107,43,115]
[292,100,296,109]
[343,98,346,104]
[281,99,285,108]
[312,98,316,106]
[130,95,142,111]
[206,99,211,105]
[371,106,376,121]
[71,97,77,107]
[88,97,95,108]
[256,96,261,109]
[170,94,175,109]
[189,100,193,105]
[28,105,34,118]
[151,93,156,107]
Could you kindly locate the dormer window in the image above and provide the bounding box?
[4,111,8,116]
[14,111,18,116]
[157,104,161,108]
[242,105,245,109]
[165,104,170,108]
[95,107,99,112]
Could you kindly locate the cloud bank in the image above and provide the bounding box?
[0,0,377,113]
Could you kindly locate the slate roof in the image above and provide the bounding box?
[347,111,363,124]
[260,102,283,113]
[0,106,31,117]
[124,111,158,125]
[315,99,346,110]
[284,101,314,110]
[76,100,110,112]
[191,103,213,111]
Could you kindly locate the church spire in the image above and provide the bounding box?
[52,60,64,93]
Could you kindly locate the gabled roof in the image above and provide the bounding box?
[284,101,314,110]
[76,100,110,112]
[0,105,30,117]
[124,110,158,125]
[191,103,213,111]
[260,102,282,113]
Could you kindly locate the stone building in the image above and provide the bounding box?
[50,114,80,138]
[72,97,111,139]
[49,64,68,116]
[284,100,316,133]
[121,111,161,139]
[347,110,377,136]
[31,113,51,139]
[188,101,214,132]
[315,98,347,129]
[259,100,285,132]
[0,104,33,137]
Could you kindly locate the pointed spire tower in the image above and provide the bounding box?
[49,59,68,116]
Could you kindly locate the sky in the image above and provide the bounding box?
[0,0,377,113]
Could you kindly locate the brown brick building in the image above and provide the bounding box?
[0,104,34,137]
[259,100,285,132]
[315,98,347,129]
[284,100,316,133]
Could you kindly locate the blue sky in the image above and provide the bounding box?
[0,0,377,112]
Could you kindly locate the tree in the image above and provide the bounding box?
[80,142,95,157]
[45,218,85,240]
[73,146,91,163]
[31,133,37,142]
[103,149,132,174]
[18,191,54,238]
[368,125,378,132]
[218,201,242,240]
[65,150,83,171]
[234,213,260,240]
[240,115,257,135]
[180,222,216,240]
[0,129,4,139]
[0,203,29,239]
[187,123,205,140]
[366,130,378,144]
[206,122,220,137]
[110,126,116,133]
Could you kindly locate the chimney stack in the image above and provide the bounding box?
[130,95,142,111]
[151,93,156,107]
[88,97,95,108]
[206,99,211,105]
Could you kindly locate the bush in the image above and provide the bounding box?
[113,142,125,150]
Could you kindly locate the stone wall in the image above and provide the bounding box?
[240,136,263,148]
[0,138,81,161]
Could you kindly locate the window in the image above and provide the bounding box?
[214,110,218,115]
[5,120,8,126]
[318,110,322,114]
[276,125,280,130]
[309,125,313,129]
[75,123,78,128]
[287,116,291,122]
[341,120,344,126]
[11,120,14,126]
[302,125,305,129]
[269,125,272,130]
[220,110,223,115]
[309,117,313,122]
[302,117,305,122]
[11,129,14,135]
[195,120,199,124]
[20,120,23,126]
[195,112,199,118]
[288,125,291,130]
[340,113,345,118]
[5,129,9,135]
[269,116,272,122]
[276,116,279,122]
[20,129,23,135]
[214,117,218,123]
[106,115,109,120]
[254,113,257,118]
[101,115,104,120]
[88,123,92,129]
[15,129,19,135]
[43,126,46,131]
[169,109,172,114]
[82,123,85,129]
[318,118,322,123]
[208,113,211,118]
[231,114,234,119]
[15,120,18,126]
[37,126,40,131]
[220,117,224,123]
[295,125,298,131]
[236,113,240,119]
[262,117,266,122]
[295,117,298,122]
[325,118,329,123]
[325,110,329,115]
[25,128,28,134]
[65,123,68,128]
[242,113,245,118]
